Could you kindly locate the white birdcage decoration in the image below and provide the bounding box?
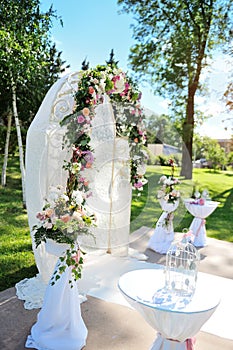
[165,233,200,297]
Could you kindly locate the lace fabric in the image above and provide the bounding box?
[15,274,47,310]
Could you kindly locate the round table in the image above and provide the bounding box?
[118,268,220,350]
[183,199,219,247]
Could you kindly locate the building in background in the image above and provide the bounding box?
[148,143,180,156]
[217,139,233,154]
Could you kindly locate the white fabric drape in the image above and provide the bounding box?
[25,72,78,282]
[81,98,131,256]
[16,73,79,308]
[25,248,87,350]
[183,200,219,247]
[119,269,220,350]
[148,200,179,254]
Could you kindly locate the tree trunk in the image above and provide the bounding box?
[1,111,12,186]
[180,86,195,179]
[11,79,26,206]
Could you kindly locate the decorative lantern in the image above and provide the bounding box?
[164,233,200,297]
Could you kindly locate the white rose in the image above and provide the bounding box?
[72,211,82,221]
[113,76,125,93]
[99,79,106,92]
[157,190,164,199]
[67,227,74,234]
[137,163,146,176]
[61,194,69,202]
[47,185,64,202]
[72,190,83,205]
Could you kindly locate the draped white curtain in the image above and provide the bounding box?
[81,96,131,256]
[25,72,77,284]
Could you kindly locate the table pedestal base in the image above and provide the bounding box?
[148,212,175,254]
[150,333,195,350]
[190,217,207,247]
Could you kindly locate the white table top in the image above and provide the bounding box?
[183,199,219,219]
[118,269,220,314]
[183,199,219,206]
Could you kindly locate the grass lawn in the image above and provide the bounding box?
[0,156,38,291]
[0,156,232,291]
[131,165,233,242]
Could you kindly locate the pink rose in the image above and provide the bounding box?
[88,86,95,94]
[36,212,45,221]
[134,181,143,189]
[198,198,205,205]
[72,249,81,264]
[43,221,53,229]
[77,115,85,123]
[60,214,71,223]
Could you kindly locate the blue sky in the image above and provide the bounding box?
[41,0,232,139]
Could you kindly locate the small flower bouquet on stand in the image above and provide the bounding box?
[34,185,96,286]
[148,159,181,254]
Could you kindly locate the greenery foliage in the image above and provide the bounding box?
[0,126,27,155]
[0,0,68,153]
[145,113,182,148]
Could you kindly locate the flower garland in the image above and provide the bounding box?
[61,64,148,198]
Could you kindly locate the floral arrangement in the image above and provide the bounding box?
[61,64,148,195]
[191,184,209,204]
[34,185,96,285]
[157,159,181,204]
[189,198,205,205]
[34,186,96,245]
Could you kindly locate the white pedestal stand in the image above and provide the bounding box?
[148,200,179,254]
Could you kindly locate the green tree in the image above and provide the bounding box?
[118,0,233,179]
[227,151,233,167]
[195,136,227,169]
[0,0,65,203]
[193,133,204,160]
[203,138,227,169]
[145,113,182,147]
[16,43,69,130]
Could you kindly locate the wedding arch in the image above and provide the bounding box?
[16,65,147,308]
